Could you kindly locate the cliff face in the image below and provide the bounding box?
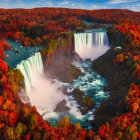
[40,34,83,83]
[92,27,135,128]
[107,26,127,48]
[41,34,74,66]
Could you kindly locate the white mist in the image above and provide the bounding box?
[17,52,82,120]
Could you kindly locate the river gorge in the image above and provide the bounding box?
[4,28,110,129]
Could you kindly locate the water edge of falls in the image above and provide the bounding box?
[16,52,43,93]
[74,31,110,60]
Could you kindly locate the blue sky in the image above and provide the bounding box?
[0,0,139,11]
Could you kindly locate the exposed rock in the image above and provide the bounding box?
[85,58,91,62]
[45,60,83,83]
[59,87,69,95]
[103,86,111,92]
[18,88,30,104]
[54,99,70,112]
[13,49,20,53]
[73,52,83,62]
[71,89,94,115]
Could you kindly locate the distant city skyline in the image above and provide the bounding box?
[0,0,139,11]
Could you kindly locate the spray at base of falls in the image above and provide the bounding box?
[74,31,110,60]
[16,52,83,121]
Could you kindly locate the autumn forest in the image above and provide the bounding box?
[0,7,140,140]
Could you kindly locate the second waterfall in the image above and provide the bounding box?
[74,30,110,60]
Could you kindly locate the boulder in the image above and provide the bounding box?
[54,99,70,112]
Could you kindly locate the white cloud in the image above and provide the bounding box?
[71,4,75,7]
[58,1,69,6]
[0,0,139,12]
[125,4,140,11]
[58,2,89,9]
[108,0,139,4]
[0,0,53,9]
[91,5,106,9]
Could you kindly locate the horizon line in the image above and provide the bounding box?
[0,7,139,12]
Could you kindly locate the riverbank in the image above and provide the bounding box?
[92,49,134,129]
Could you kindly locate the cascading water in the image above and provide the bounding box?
[16,51,82,123]
[16,52,43,93]
[16,51,69,119]
[74,30,110,60]
[15,29,110,129]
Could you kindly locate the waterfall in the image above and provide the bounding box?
[74,31,110,60]
[16,52,43,93]
[16,51,68,120]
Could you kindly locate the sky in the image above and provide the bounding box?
[0,0,139,12]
